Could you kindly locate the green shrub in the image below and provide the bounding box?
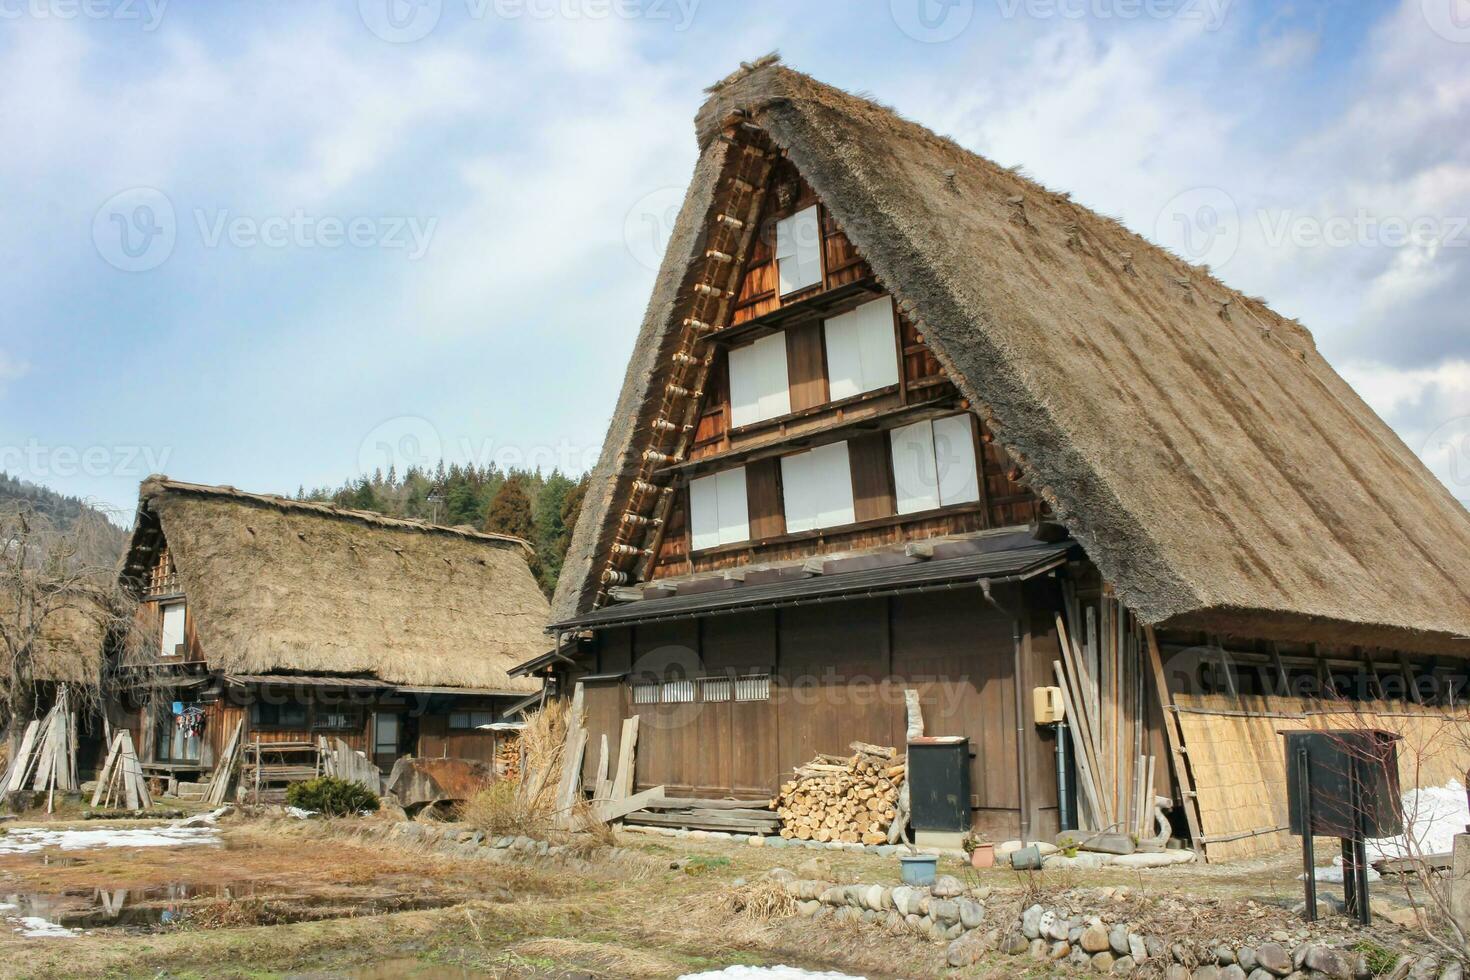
[285,777,380,816]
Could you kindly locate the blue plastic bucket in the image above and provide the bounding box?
[899,854,938,886]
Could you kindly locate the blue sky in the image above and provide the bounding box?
[2,0,1467,520]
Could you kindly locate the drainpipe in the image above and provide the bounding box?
[982,578,1031,845]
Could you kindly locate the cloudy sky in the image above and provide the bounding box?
[1,0,1467,520]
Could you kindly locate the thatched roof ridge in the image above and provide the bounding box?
[132,477,534,553]
[125,477,543,692]
[553,59,1470,654]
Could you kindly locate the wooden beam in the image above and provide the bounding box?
[1144,626,1205,861]
[593,784,666,823]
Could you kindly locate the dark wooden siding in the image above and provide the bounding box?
[581,587,1065,837]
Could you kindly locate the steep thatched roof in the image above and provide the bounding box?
[121,478,543,693]
[553,58,1470,654]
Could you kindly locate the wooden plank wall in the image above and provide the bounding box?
[577,584,1064,838]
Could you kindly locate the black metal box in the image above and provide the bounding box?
[1283,729,1403,838]
[908,736,972,832]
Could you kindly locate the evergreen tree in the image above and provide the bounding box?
[484,477,534,541]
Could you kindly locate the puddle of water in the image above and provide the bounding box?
[0,880,465,938]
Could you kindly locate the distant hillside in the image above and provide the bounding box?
[0,472,129,568]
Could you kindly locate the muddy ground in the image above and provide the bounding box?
[0,809,1445,979]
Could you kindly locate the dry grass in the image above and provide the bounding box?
[720,879,797,922]
[508,937,679,977]
[516,701,569,815]
[459,781,552,841]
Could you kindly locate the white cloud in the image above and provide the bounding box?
[1341,359,1470,503]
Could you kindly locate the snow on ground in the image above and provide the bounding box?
[1367,780,1469,861]
[0,903,78,939]
[680,968,864,979]
[0,825,220,855]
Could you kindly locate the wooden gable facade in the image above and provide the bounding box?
[541,125,1085,843]
[646,157,1046,583]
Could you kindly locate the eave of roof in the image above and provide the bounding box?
[549,541,1074,631]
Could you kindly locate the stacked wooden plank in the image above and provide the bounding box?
[1052,587,1159,840]
[91,730,152,810]
[773,742,905,845]
[205,719,245,805]
[623,797,781,835]
[318,736,381,794]
[3,689,81,810]
[242,740,320,802]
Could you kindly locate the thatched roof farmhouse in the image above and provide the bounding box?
[536,59,1470,861]
[113,477,543,786]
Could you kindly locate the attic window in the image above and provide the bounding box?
[775,205,822,295]
[823,297,899,400]
[890,414,981,514]
[689,467,750,551]
[728,332,791,427]
[159,601,186,657]
[780,441,855,533]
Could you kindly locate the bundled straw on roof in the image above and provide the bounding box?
[122,478,545,692]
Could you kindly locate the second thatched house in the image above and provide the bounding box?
[112,477,544,790]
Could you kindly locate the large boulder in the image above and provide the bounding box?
[384,757,494,812]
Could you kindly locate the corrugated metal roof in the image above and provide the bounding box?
[548,541,1074,632]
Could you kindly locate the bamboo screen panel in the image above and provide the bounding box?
[1174,694,1470,862]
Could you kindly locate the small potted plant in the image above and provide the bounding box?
[962,831,994,869]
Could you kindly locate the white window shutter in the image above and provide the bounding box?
[854,298,900,391]
[728,333,790,428]
[775,206,822,294]
[824,297,898,400]
[810,441,856,528]
[714,467,750,544]
[933,414,981,506]
[160,602,186,656]
[690,468,750,550]
[890,419,940,514]
[781,441,855,532]
[823,309,865,401]
[780,451,819,534]
[689,473,722,551]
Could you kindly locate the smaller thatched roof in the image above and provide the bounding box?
[0,587,108,685]
[119,478,544,694]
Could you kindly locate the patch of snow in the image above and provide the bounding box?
[679,969,865,979]
[0,825,220,855]
[284,806,316,819]
[1366,780,1469,861]
[12,916,77,938]
[1299,854,1381,883]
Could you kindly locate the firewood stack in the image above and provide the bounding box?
[494,735,522,782]
[773,741,906,846]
